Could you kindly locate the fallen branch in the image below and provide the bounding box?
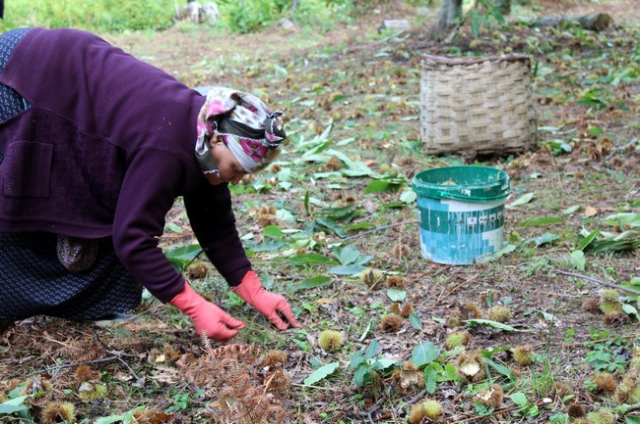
[528,13,613,32]
[20,356,120,379]
[396,389,427,414]
[555,270,640,296]
[606,138,639,161]
[555,332,640,349]
[116,356,142,382]
[452,400,546,423]
[291,382,343,392]
[436,274,479,304]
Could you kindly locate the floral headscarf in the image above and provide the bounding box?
[195,87,286,174]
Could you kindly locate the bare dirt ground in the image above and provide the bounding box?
[1,1,639,423]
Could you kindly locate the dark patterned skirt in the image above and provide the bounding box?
[0,233,142,321]
[0,28,142,321]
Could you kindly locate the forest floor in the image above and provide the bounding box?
[1,1,639,423]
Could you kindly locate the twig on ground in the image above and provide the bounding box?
[555,270,640,296]
[19,356,120,379]
[291,382,343,392]
[342,220,417,242]
[407,267,444,285]
[436,274,479,304]
[605,138,638,160]
[396,389,427,414]
[555,332,640,349]
[116,356,142,382]
[451,400,546,423]
[365,275,385,294]
[360,399,383,420]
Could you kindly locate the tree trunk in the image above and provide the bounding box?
[530,13,613,32]
[289,0,300,15]
[431,0,463,41]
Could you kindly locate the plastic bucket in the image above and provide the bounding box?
[412,166,510,265]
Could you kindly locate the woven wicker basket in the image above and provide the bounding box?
[420,54,537,155]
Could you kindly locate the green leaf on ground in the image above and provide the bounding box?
[464,319,528,332]
[0,395,30,414]
[263,225,284,239]
[570,250,586,271]
[387,289,407,302]
[520,217,564,227]
[290,276,332,292]
[304,362,340,386]
[622,304,639,320]
[303,191,311,215]
[365,340,380,359]
[315,216,347,238]
[164,244,202,270]
[333,245,365,265]
[534,233,560,246]
[411,341,439,367]
[481,244,516,262]
[482,356,516,380]
[400,190,417,204]
[328,265,367,275]
[409,313,422,329]
[364,179,400,193]
[287,254,337,265]
[577,230,600,251]
[165,222,183,233]
[511,392,528,407]
[563,205,581,215]
[424,363,438,394]
[510,192,535,207]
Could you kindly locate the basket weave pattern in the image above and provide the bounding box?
[420,55,537,155]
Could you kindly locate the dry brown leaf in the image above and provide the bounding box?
[148,366,180,384]
[584,206,598,217]
[363,201,377,214]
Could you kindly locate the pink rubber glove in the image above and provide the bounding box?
[233,271,302,331]
[170,282,245,342]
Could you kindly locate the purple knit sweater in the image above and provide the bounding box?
[0,28,251,302]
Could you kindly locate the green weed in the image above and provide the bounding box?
[583,332,632,373]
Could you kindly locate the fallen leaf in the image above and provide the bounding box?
[148,366,180,384]
[364,201,377,214]
[584,206,598,217]
[317,298,336,304]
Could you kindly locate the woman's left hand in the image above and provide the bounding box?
[233,271,302,330]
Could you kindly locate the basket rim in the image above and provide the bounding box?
[422,53,530,67]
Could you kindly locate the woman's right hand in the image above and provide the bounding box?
[170,282,245,342]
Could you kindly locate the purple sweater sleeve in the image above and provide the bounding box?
[112,148,189,303]
[183,179,251,287]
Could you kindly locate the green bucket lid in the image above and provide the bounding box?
[412,166,510,202]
